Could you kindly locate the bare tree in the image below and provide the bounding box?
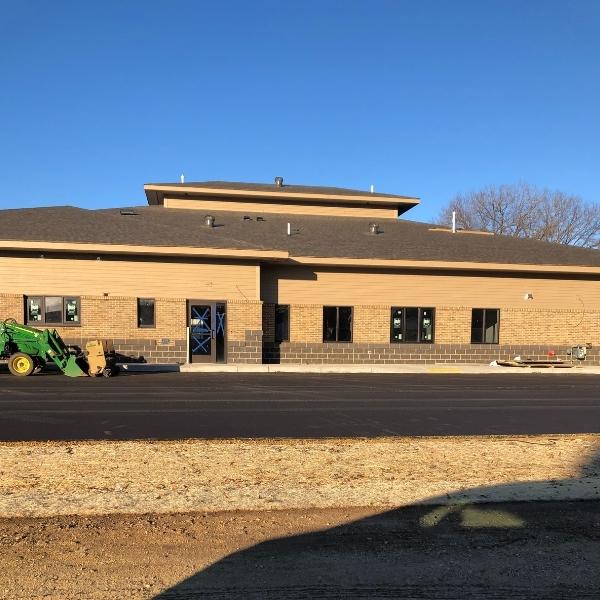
[438,183,600,248]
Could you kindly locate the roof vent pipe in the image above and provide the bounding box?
[274,176,284,187]
[370,184,375,193]
[369,222,380,235]
[204,215,215,228]
[180,173,185,184]
[452,210,456,233]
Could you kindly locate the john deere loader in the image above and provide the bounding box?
[0,319,118,377]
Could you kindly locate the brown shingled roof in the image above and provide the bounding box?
[144,180,418,200]
[0,205,599,269]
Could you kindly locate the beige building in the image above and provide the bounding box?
[1,178,600,365]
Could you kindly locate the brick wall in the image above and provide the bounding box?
[0,294,23,321]
[353,305,389,343]
[501,308,598,346]
[435,307,472,343]
[2,294,266,365]
[6,293,600,365]
[290,304,321,343]
[1,294,188,364]
[54,296,187,364]
[263,303,600,365]
[264,342,600,365]
[226,300,263,363]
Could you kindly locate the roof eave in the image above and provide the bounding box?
[143,184,420,209]
[288,255,600,275]
[0,239,289,261]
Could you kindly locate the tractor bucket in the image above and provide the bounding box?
[62,355,89,378]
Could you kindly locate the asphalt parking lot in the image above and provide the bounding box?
[1,370,600,440]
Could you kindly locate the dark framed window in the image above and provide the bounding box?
[323,306,353,342]
[471,308,500,344]
[137,298,155,328]
[390,307,435,343]
[275,304,289,342]
[25,296,81,326]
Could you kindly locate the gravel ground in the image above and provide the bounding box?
[1,502,599,599]
[1,435,599,518]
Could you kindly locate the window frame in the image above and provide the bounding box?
[470,308,500,344]
[390,307,435,344]
[137,298,156,329]
[322,306,353,343]
[274,304,290,342]
[25,295,82,327]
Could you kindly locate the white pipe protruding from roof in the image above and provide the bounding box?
[452,210,456,233]
[370,184,375,194]
[180,173,185,184]
[287,222,291,236]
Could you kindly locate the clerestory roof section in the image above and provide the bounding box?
[144,180,420,217]
[0,205,600,274]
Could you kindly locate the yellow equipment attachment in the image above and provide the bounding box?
[85,340,108,376]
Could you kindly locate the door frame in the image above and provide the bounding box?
[187,300,227,364]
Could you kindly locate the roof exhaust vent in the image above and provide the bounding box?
[204,215,215,228]
[274,176,284,187]
[369,222,380,235]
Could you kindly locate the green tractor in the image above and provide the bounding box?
[0,319,118,377]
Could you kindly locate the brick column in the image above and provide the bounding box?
[435,307,472,343]
[226,300,263,363]
[290,304,321,343]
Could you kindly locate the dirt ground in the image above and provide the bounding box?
[1,502,599,600]
[2,435,600,518]
[2,435,600,598]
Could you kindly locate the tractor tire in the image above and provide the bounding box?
[8,353,35,377]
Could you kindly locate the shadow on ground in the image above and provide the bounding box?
[153,452,600,599]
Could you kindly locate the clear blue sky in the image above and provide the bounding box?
[1,0,599,222]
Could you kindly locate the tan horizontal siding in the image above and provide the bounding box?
[164,197,398,219]
[0,256,259,300]
[261,265,600,309]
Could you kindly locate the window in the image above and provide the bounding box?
[44,296,63,324]
[64,297,80,324]
[26,297,43,323]
[275,304,289,342]
[323,306,353,342]
[137,298,155,328]
[390,307,435,343]
[25,296,80,326]
[471,308,500,344]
